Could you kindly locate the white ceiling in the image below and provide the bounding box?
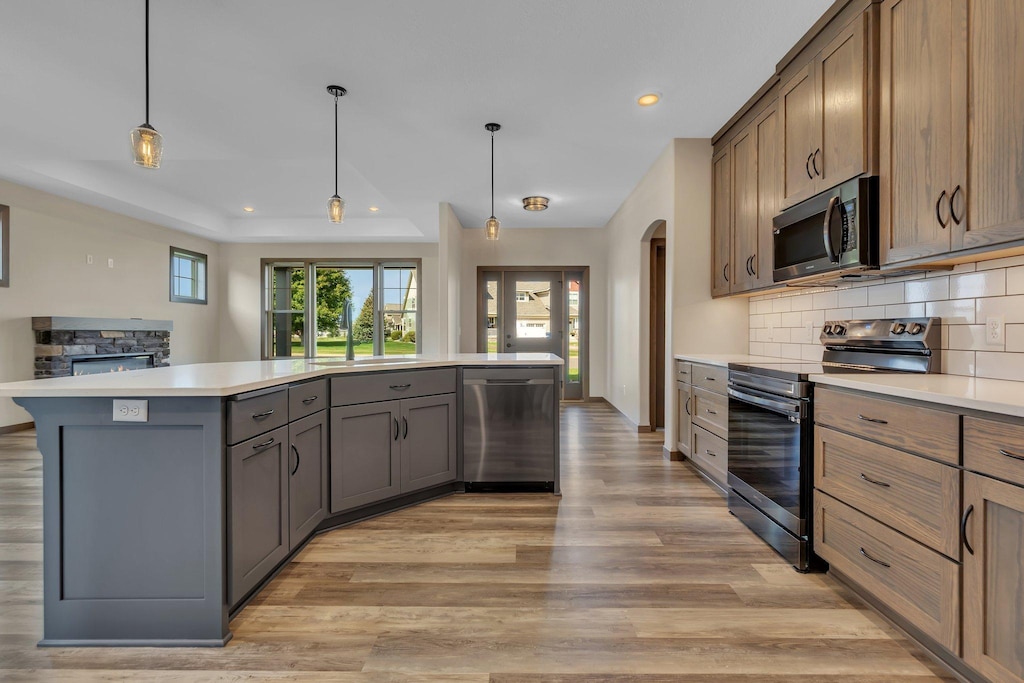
[0,0,833,242]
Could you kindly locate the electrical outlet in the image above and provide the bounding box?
[113,399,148,422]
[86,254,93,265]
[107,258,114,269]
[987,316,1005,344]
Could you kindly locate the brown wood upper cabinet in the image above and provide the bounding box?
[881,0,1024,266]
[781,10,873,209]
[711,148,732,297]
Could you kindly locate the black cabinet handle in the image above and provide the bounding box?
[723,264,729,283]
[706,408,717,415]
[999,448,1024,462]
[705,449,718,457]
[251,409,275,419]
[290,444,300,475]
[749,255,756,276]
[859,546,890,568]
[812,148,821,176]
[402,416,408,439]
[857,414,888,425]
[393,417,400,441]
[805,152,814,179]
[936,189,948,228]
[252,437,275,450]
[389,383,412,390]
[301,395,318,405]
[684,396,691,416]
[704,376,716,382]
[961,504,975,555]
[950,185,963,225]
[859,473,891,488]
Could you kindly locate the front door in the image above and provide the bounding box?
[502,272,564,357]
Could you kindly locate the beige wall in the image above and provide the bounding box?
[0,179,222,427]
[216,242,441,362]
[438,203,463,354]
[458,226,608,398]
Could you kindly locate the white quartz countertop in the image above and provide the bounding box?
[810,373,1024,419]
[0,353,563,398]
[673,353,788,368]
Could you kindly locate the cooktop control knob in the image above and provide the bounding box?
[908,322,925,335]
[890,322,907,334]
[822,324,833,335]
[832,323,846,335]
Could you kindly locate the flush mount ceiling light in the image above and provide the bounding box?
[130,0,163,168]
[637,92,661,107]
[242,206,255,213]
[368,206,380,212]
[484,123,501,241]
[326,85,347,223]
[522,196,549,211]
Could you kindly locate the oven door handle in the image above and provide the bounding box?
[728,387,803,420]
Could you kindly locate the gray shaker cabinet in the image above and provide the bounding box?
[287,410,328,551]
[228,425,290,607]
[330,401,402,513]
[400,394,457,492]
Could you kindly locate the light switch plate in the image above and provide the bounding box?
[113,399,148,422]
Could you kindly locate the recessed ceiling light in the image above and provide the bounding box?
[242,206,255,213]
[637,92,661,107]
[368,206,380,212]
[522,196,549,211]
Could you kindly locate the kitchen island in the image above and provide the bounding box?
[0,353,562,647]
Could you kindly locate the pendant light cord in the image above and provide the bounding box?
[144,0,150,123]
[334,93,339,195]
[490,129,495,217]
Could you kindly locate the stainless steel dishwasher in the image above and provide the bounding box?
[462,367,557,491]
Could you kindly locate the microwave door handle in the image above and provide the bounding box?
[823,195,840,264]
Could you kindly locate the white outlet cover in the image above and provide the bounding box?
[107,258,114,268]
[86,254,93,265]
[113,399,148,422]
[987,315,1005,344]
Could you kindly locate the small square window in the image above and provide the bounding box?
[169,247,208,304]
[0,204,9,288]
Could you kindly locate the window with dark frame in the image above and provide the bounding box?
[0,204,9,288]
[169,247,207,304]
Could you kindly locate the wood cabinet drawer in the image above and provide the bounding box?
[815,388,959,465]
[331,369,456,407]
[691,387,728,440]
[814,491,960,654]
[692,364,728,394]
[815,426,961,558]
[691,425,727,487]
[964,416,1024,488]
[675,360,692,385]
[289,378,327,421]
[226,387,289,446]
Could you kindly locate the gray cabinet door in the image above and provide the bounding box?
[288,411,327,551]
[330,401,401,513]
[400,394,457,492]
[228,425,289,607]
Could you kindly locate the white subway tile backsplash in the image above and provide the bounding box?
[762,342,782,357]
[780,344,803,360]
[754,300,773,315]
[771,327,792,343]
[749,314,765,329]
[749,342,766,356]
[868,282,905,306]
[1007,266,1024,296]
[826,308,853,321]
[905,276,949,302]
[977,352,1024,381]
[812,291,838,310]
[837,287,868,308]
[977,255,1024,271]
[942,350,976,376]
[1007,325,1024,353]
[885,303,927,318]
[852,306,887,319]
[771,297,793,313]
[927,299,976,325]
[947,325,1004,352]
[802,310,826,326]
[950,270,1006,299]
[801,344,824,361]
[790,294,814,311]
[977,295,1024,324]
[765,312,782,328]
[781,311,802,327]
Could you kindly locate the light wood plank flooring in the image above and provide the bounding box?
[0,402,955,681]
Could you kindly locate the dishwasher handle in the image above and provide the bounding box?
[464,378,555,386]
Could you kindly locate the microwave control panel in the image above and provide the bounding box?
[840,200,856,254]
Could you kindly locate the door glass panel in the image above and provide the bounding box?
[513,280,553,339]
[483,273,500,353]
[381,265,418,355]
[567,274,582,384]
[312,266,374,358]
[267,263,305,357]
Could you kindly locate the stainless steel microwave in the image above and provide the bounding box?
[772,176,879,285]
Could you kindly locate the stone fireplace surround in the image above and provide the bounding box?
[33,317,172,379]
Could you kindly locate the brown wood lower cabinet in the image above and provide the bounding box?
[963,472,1024,682]
[814,491,961,654]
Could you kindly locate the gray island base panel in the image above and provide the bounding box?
[16,396,231,647]
[8,359,561,647]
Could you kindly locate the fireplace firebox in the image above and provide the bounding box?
[71,353,155,376]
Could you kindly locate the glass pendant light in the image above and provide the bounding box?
[131,0,163,168]
[327,85,347,223]
[485,123,501,241]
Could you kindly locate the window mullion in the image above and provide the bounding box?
[306,262,316,358]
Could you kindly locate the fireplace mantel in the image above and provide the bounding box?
[32,317,173,332]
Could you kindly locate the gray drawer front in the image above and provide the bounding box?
[226,388,289,445]
[289,378,327,420]
[331,369,456,407]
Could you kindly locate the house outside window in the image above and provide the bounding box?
[169,247,208,304]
